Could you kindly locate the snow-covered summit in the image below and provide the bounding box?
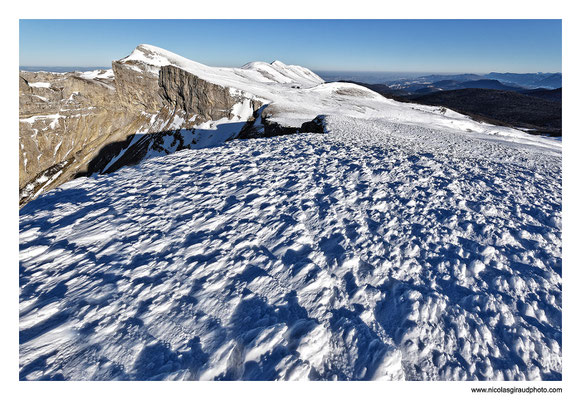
[241,60,325,86]
[20,44,561,207]
[121,44,324,89]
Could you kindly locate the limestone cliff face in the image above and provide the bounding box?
[112,60,163,112]
[159,65,262,123]
[19,71,133,202]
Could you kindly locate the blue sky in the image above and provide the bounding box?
[19,20,562,73]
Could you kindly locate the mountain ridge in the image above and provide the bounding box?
[19,44,560,206]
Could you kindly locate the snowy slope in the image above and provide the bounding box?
[19,112,561,380]
[241,60,325,86]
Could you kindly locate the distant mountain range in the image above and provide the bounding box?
[401,79,524,94]
[319,71,562,91]
[486,72,562,89]
[383,73,561,94]
[405,72,561,88]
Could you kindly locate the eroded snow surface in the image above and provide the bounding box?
[19,115,561,381]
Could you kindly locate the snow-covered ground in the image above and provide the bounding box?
[77,69,115,81]
[19,112,561,380]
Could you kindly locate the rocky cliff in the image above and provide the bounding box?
[19,69,136,205]
[20,44,365,206]
[19,49,270,206]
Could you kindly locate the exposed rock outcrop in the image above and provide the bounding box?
[238,107,326,139]
[19,70,141,205]
[159,65,262,123]
[112,60,163,112]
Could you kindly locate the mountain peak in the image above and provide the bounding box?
[132,44,168,57]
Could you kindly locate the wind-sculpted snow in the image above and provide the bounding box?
[19,116,561,380]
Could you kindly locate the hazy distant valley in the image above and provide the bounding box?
[315,71,562,137]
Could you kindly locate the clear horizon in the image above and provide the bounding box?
[19,20,562,73]
[18,66,562,75]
